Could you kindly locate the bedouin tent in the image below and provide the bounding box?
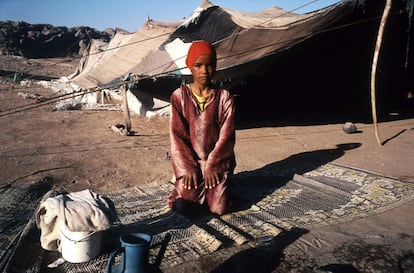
[55,0,413,122]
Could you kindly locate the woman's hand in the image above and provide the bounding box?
[204,171,220,189]
[182,172,199,190]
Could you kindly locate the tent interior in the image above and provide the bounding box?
[54,0,414,127]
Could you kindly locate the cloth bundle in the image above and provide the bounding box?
[35,189,116,251]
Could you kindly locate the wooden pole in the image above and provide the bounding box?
[370,0,392,146]
[122,84,132,135]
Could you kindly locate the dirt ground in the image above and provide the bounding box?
[1,56,414,272]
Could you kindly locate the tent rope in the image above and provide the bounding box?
[0,0,344,82]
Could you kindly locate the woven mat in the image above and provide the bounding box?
[2,163,414,272]
[0,178,52,272]
[232,163,414,230]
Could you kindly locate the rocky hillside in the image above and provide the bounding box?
[0,21,115,58]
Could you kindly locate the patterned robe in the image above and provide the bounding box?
[168,84,236,215]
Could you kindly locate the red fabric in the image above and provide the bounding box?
[185,41,217,69]
[169,85,236,178]
[168,173,231,216]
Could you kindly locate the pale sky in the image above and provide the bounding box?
[0,0,340,32]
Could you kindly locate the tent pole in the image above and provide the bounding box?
[370,0,392,146]
[122,84,132,135]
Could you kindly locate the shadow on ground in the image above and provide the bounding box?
[0,69,58,81]
[210,227,308,273]
[231,142,361,212]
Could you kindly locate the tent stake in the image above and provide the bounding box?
[370,0,392,146]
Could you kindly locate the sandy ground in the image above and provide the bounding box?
[1,56,413,272]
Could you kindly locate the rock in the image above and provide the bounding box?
[0,20,113,58]
[343,122,357,134]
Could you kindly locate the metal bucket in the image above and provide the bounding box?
[60,224,102,263]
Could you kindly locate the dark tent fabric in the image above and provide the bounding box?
[65,0,413,121]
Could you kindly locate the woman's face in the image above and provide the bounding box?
[191,54,216,86]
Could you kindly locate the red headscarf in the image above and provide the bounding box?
[185,41,217,70]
